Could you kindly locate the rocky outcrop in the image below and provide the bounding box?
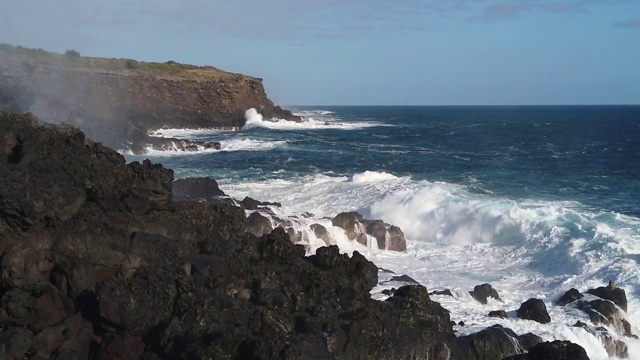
[555,284,633,358]
[517,299,551,324]
[332,211,407,251]
[470,283,501,305]
[130,136,221,155]
[0,44,301,149]
[1,111,592,359]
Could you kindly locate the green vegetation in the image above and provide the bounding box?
[0,43,232,80]
[64,49,81,58]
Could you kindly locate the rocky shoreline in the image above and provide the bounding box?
[2,110,634,359]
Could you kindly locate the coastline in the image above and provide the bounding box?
[1,111,631,359]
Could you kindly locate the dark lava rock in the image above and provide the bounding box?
[526,340,589,360]
[310,223,331,246]
[331,211,407,251]
[172,176,226,201]
[245,211,274,237]
[578,299,633,336]
[0,112,593,360]
[430,289,455,297]
[390,274,420,284]
[587,283,627,312]
[240,196,281,210]
[555,288,583,306]
[517,298,551,324]
[469,283,501,304]
[458,325,542,360]
[488,310,508,319]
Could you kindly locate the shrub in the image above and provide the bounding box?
[125,59,139,69]
[64,49,80,58]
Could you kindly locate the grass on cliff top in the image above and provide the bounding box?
[0,43,249,81]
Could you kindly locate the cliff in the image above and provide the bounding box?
[0,44,300,148]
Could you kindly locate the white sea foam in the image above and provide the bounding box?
[352,171,398,183]
[242,107,383,131]
[148,128,235,138]
[217,170,640,359]
[120,138,285,157]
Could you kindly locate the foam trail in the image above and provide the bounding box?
[241,108,385,131]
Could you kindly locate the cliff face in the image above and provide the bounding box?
[0,44,299,147]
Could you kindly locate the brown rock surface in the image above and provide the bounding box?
[0,44,300,148]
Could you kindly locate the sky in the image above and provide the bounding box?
[1,0,639,106]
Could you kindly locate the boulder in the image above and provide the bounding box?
[172,177,226,201]
[587,283,627,312]
[488,310,508,319]
[469,283,500,304]
[526,340,589,360]
[310,223,331,246]
[578,299,633,336]
[245,212,273,237]
[555,288,583,306]
[459,325,542,360]
[332,212,368,245]
[517,298,551,324]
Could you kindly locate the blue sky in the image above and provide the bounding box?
[1,0,639,105]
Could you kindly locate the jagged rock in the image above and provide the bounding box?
[245,211,273,237]
[488,310,508,319]
[578,299,633,336]
[240,196,281,210]
[0,111,596,360]
[526,340,589,360]
[573,321,629,358]
[430,289,454,297]
[98,266,178,335]
[132,136,221,155]
[555,288,583,306]
[0,326,34,359]
[310,223,331,246]
[331,211,407,251]
[389,274,420,284]
[587,284,627,312]
[458,325,542,360]
[388,225,407,251]
[332,211,368,245]
[469,283,501,304]
[517,298,551,324]
[172,177,226,201]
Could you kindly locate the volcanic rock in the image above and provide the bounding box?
[331,211,407,251]
[0,110,592,359]
[555,288,583,306]
[172,177,226,201]
[470,283,501,304]
[517,298,551,324]
[587,283,627,312]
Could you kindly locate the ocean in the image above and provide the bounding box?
[125,105,640,359]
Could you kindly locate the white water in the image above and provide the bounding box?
[119,137,286,156]
[219,170,640,360]
[242,107,384,130]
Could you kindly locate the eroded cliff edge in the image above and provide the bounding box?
[0,44,300,148]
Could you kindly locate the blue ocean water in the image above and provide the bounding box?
[150,105,640,216]
[126,106,640,359]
